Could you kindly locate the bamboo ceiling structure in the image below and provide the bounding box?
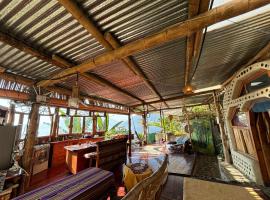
[0,0,269,113]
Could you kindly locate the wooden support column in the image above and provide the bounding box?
[143,112,147,145]
[22,103,40,186]
[213,91,231,163]
[7,103,15,125]
[128,109,132,157]
[51,107,59,140]
[93,115,97,136]
[185,107,193,143]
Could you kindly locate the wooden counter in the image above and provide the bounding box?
[49,137,103,168]
[65,143,97,174]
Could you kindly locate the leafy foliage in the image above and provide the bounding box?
[147,116,184,135]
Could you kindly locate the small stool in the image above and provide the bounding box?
[84,152,97,167]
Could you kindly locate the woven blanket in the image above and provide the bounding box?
[14,168,114,200]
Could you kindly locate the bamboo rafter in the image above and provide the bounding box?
[37,0,269,88]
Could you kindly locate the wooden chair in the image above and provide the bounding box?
[84,138,128,170]
[122,154,168,200]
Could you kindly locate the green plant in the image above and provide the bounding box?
[147,116,184,135]
[105,121,123,139]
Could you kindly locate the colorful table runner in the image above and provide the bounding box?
[14,168,114,200]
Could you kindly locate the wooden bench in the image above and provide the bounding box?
[13,168,115,200]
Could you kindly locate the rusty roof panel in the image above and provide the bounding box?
[60,75,140,105]
[192,11,270,89]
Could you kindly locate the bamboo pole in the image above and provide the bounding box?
[132,90,212,107]
[104,32,169,108]
[128,108,132,157]
[51,107,59,140]
[0,71,125,106]
[185,0,200,86]
[38,0,269,87]
[55,2,158,105]
[22,103,40,187]
[185,0,211,86]
[213,91,231,163]
[0,31,145,105]
[143,111,148,145]
[6,103,15,125]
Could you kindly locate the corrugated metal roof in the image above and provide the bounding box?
[0,41,61,80]
[60,75,140,106]
[166,94,211,108]
[0,0,105,64]
[192,11,270,89]
[79,0,188,43]
[0,0,268,108]
[91,60,159,102]
[133,39,186,98]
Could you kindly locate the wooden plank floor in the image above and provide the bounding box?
[161,175,184,200]
[168,153,195,175]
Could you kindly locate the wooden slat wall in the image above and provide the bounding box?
[232,128,257,158]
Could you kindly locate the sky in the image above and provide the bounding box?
[208,0,270,32]
[0,98,10,107]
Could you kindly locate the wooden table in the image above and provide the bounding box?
[14,168,115,200]
[65,143,97,174]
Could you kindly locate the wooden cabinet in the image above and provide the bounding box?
[49,137,103,168]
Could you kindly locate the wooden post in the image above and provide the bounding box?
[213,91,231,163]
[51,107,59,140]
[128,109,132,157]
[143,111,147,145]
[185,108,192,143]
[93,115,97,136]
[7,103,15,125]
[22,103,40,187]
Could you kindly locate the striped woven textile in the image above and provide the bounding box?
[14,168,115,200]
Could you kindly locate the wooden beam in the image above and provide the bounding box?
[52,55,146,105]
[0,31,144,105]
[0,89,128,114]
[0,89,29,101]
[185,0,210,86]
[0,32,67,68]
[0,71,124,106]
[38,0,269,87]
[57,1,163,107]
[185,0,200,85]
[22,103,40,187]
[104,33,169,108]
[128,108,132,157]
[0,72,34,86]
[132,90,212,107]
[222,41,270,87]
[57,0,112,50]
[193,0,211,60]
[82,73,143,103]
